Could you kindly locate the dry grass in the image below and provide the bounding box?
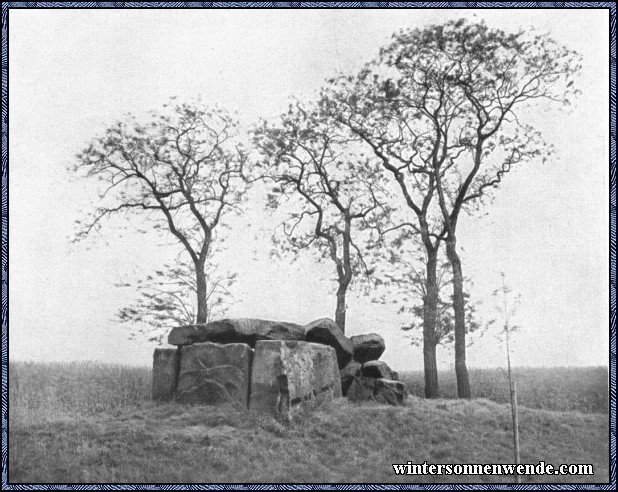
[9,361,151,419]
[7,361,610,484]
[401,366,609,414]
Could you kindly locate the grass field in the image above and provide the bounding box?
[8,361,610,484]
[401,366,609,414]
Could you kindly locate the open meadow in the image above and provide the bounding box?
[7,361,609,484]
[401,366,609,414]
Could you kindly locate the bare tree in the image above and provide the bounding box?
[253,101,387,332]
[321,70,449,398]
[116,257,237,343]
[494,272,522,478]
[372,240,489,358]
[321,19,580,397]
[74,100,247,325]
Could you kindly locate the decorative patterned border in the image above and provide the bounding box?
[0,2,615,490]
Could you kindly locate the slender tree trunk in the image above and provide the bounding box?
[334,220,352,334]
[335,284,347,333]
[446,236,471,399]
[195,262,208,324]
[423,247,440,398]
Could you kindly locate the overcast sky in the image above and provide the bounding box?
[8,8,610,371]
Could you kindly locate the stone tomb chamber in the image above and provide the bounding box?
[153,317,407,420]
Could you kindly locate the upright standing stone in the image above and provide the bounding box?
[346,376,376,402]
[340,360,362,396]
[176,342,253,407]
[249,340,340,420]
[152,348,180,401]
[332,352,343,398]
[310,341,342,399]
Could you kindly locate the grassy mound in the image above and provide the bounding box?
[7,361,609,484]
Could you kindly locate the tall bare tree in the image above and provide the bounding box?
[74,100,247,325]
[321,19,580,397]
[380,20,581,397]
[253,101,386,332]
[321,73,448,397]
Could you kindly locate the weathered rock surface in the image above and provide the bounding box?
[304,318,353,369]
[346,376,407,406]
[331,351,343,398]
[152,348,180,401]
[311,341,342,400]
[168,318,305,347]
[176,342,253,407]
[374,378,407,405]
[360,360,399,381]
[340,360,361,396]
[350,333,385,363]
[249,340,340,420]
[346,376,376,402]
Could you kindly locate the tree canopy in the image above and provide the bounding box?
[253,101,389,331]
[75,100,248,324]
[319,19,581,397]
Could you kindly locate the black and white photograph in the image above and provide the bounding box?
[3,3,614,486]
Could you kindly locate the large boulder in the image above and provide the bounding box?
[360,360,399,381]
[350,333,385,363]
[374,378,407,406]
[312,342,343,399]
[168,318,305,347]
[176,342,253,407]
[346,376,376,402]
[340,360,361,396]
[331,352,343,398]
[346,376,407,406]
[152,347,180,401]
[249,340,340,420]
[304,318,353,369]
